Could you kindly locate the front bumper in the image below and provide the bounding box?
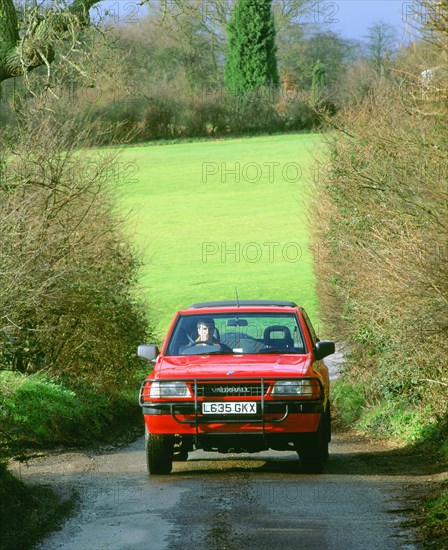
[139,376,325,435]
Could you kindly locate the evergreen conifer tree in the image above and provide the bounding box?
[225,0,279,95]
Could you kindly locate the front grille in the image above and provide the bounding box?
[196,383,265,397]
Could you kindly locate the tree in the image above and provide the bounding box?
[365,20,398,76]
[310,59,326,104]
[117,9,221,94]
[224,0,279,95]
[0,0,102,84]
[276,27,360,96]
[1,0,315,89]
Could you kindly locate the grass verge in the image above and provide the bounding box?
[420,488,448,547]
[332,376,448,548]
[0,462,75,550]
[332,376,448,454]
[0,371,145,456]
[0,370,146,549]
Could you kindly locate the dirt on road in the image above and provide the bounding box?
[6,430,447,550]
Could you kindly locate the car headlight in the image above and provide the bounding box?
[149,381,191,398]
[271,380,316,396]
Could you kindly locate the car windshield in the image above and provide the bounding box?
[165,312,307,356]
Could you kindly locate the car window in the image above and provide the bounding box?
[165,313,307,356]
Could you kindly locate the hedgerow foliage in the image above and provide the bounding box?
[312,1,448,442]
[0,99,149,391]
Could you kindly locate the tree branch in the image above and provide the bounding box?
[0,0,103,83]
[0,0,19,79]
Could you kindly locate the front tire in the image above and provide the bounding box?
[145,426,174,475]
[298,411,328,474]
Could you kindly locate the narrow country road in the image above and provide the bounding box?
[10,430,436,550]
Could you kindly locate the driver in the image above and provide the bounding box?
[196,318,219,344]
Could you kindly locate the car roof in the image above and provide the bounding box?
[188,300,298,309]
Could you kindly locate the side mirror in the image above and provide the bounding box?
[137,344,159,362]
[314,340,335,361]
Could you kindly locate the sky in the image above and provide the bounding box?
[96,1,420,43]
[311,0,416,42]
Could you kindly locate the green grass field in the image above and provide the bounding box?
[114,133,324,339]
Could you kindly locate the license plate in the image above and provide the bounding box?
[202,402,257,414]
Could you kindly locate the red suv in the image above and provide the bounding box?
[138,300,335,474]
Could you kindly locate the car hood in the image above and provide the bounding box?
[153,354,313,379]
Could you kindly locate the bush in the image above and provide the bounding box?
[311,9,448,444]
[0,96,151,391]
[332,379,366,426]
[181,95,229,137]
[87,98,146,144]
[2,79,326,146]
[141,95,184,140]
[277,93,320,130]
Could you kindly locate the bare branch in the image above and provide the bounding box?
[0,0,103,82]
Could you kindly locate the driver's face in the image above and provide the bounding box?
[198,324,212,340]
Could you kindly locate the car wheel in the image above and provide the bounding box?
[322,406,331,462]
[173,435,189,462]
[327,402,332,443]
[299,413,327,474]
[145,426,174,475]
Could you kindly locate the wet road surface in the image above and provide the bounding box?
[9,432,425,550]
